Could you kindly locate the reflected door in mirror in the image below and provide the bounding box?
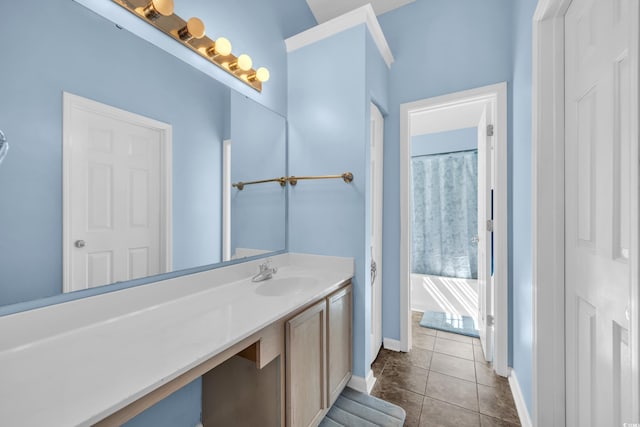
[64,94,172,292]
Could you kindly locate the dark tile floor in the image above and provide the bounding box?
[371,311,521,427]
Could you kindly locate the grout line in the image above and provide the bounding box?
[422,393,481,415]
[432,349,477,363]
[428,369,478,385]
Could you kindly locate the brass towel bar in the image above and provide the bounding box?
[232,177,287,191]
[232,172,354,191]
[287,172,354,186]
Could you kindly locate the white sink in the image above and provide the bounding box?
[254,277,318,297]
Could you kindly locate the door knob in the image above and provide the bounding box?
[74,240,86,248]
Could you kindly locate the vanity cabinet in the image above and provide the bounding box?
[286,300,327,427]
[286,282,352,427]
[326,284,352,407]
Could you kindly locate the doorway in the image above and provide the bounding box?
[410,129,480,339]
[63,93,172,292]
[399,83,508,377]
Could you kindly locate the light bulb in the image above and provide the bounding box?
[248,67,270,83]
[214,37,232,56]
[236,54,253,71]
[178,17,205,41]
[255,67,270,82]
[142,0,174,20]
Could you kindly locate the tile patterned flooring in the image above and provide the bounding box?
[370,311,521,427]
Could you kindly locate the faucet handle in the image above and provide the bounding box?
[258,258,271,272]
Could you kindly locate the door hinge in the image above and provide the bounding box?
[486,124,494,137]
[486,219,494,232]
[487,314,495,327]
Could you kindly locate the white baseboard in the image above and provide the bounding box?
[383,337,402,352]
[347,370,376,394]
[508,369,533,427]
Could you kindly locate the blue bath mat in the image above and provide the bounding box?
[420,310,479,338]
[319,387,405,427]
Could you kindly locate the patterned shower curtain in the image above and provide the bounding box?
[411,150,478,279]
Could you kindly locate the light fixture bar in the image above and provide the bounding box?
[112,0,269,92]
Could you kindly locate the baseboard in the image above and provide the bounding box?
[347,370,376,394]
[383,337,402,352]
[508,369,533,427]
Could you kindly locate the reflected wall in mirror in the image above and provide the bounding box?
[0,0,286,308]
[228,92,287,260]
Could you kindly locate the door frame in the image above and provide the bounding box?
[62,92,173,292]
[399,82,509,377]
[222,139,232,262]
[532,0,640,425]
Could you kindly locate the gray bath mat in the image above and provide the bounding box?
[319,387,406,427]
[420,310,480,338]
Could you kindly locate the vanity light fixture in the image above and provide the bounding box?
[113,0,269,92]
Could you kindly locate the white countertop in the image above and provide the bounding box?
[0,253,354,426]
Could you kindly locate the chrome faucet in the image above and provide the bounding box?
[252,259,277,282]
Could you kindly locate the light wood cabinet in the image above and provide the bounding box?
[327,285,352,407]
[286,300,327,427]
[286,282,352,427]
[196,281,352,427]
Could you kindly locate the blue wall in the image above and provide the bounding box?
[511,0,538,414]
[377,0,514,346]
[412,127,477,157]
[288,24,389,379]
[230,92,287,254]
[124,380,201,427]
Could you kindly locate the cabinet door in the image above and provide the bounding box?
[327,284,352,406]
[286,300,326,427]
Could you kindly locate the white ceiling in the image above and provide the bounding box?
[410,101,487,136]
[305,0,415,23]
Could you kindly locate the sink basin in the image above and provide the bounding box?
[254,277,318,297]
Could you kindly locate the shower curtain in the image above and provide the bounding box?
[411,150,478,279]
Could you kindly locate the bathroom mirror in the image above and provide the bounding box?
[0,0,286,309]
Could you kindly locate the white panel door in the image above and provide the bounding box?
[565,0,638,425]
[370,104,384,364]
[476,107,493,363]
[66,98,167,291]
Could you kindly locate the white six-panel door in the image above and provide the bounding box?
[370,103,384,364]
[565,0,637,425]
[63,93,171,292]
